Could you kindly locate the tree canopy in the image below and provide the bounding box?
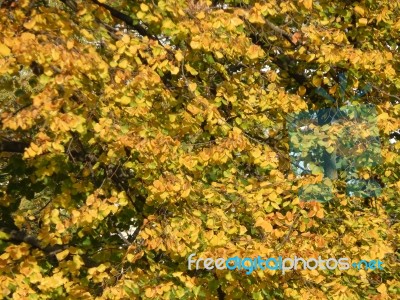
[0,0,399,299]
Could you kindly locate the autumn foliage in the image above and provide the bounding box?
[0,0,399,299]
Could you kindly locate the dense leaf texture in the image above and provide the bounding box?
[0,0,399,299]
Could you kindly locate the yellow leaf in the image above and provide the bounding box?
[52,50,60,61]
[121,35,130,44]
[251,148,261,158]
[0,43,11,56]
[97,264,107,272]
[56,249,69,261]
[117,95,131,105]
[212,20,222,29]
[378,112,389,121]
[312,165,323,175]
[247,45,264,60]
[206,218,214,229]
[31,143,40,152]
[170,65,179,74]
[215,51,223,59]
[316,209,324,218]
[239,225,247,235]
[80,29,94,40]
[263,221,273,232]
[303,0,313,10]
[190,40,201,49]
[298,86,306,96]
[185,64,198,75]
[248,12,265,24]
[145,288,155,298]
[175,51,184,62]
[107,149,115,158]
[307,53,315,62]
[196,11,205,19]
[118,59,128,69]
[230,17,243,27]
[255,217,273,232]
[269,192,277,201]
[188,82,197,92]
[181,187,190,198]
[140,3,149,12]
[23,19,36,29]
[175,288,185,298]
[73,255,84,269]
[354,6,365,16]
[25,147,36,158]
[312,76,322,87]
[359,18,368,26]
[169,114,177,122]
[51,141,64,152]
[377,284,387,295]
[126,254,134,262]
[225,272,234,281]
[67,40,74,49]
[193,210,201,217]
[20,32,35,41]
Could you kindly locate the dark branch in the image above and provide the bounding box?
[59,0,78,11]
[264,19,297,46]
[0,226,98,267]
[1,227,43,249]
[0,140,29,153]
[90,0,155,40]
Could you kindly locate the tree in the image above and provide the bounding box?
[0,0,399,299]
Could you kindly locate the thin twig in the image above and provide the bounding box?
[371,84,400,102]
[275,212,301,251]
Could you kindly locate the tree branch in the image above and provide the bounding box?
[0,226,98,267]
[264,19,297,46]
[59,0,78,11]
[1,227,43,250]
[90,0,156,41]
[0,140,29,153]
